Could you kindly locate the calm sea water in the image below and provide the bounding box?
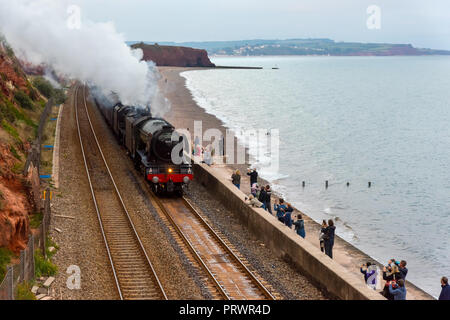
[181,56,450,298]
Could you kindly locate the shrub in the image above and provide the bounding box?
[16,282,36,300]
[53,88,66,104]
[32,77,54,99]
[14,90,35,110]
[27,83,40,101]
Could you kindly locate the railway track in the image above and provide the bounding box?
[150,193,276,300]
[74,84,167,300]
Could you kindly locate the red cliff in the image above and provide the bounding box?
[0,42,40,253]
[132,43,215,67]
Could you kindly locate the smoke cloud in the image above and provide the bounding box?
[0,0,167,114]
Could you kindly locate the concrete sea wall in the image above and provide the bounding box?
[193,163,385,300]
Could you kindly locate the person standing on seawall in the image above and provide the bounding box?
[247,168,258,187]
[264,185,272,214]
[258,185,267,211]
[321,219,335,259]
[231,170,241,189]
[398,260,408,280]
[389,279,407,300]
[293,214,306,238]
[319,220,327,252]
[439,277,450,300]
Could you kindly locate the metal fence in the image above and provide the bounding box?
[0,193,51,300]
[23,98,54,175]
[0,234,36,300]
[0,97,55,300]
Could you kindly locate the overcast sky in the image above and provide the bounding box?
[73,0,450,49]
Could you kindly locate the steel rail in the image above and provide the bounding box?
[75,84,167,300]
[182,197,276,300]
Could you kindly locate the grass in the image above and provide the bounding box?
[0,247,13,282]
[10,145,21,160]
[1,120,20,141]
[29,212,43,229]
[16,282,36,300]
[46,236,59,259]
[34,235,59,278]
[34,249,58,278]
[11,162,24,174]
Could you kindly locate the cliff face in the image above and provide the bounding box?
[0,41,41,252]
[132,43,215,67]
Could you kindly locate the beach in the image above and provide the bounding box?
[159,66,434,300]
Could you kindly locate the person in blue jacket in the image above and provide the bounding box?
[293,214,306,238]
[284,203,294,228]
[389,279,407,300]
[439,276,450,300]
[274,199,287,222]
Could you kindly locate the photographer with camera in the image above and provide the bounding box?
[381,259,402,300]
[389,279,407,300]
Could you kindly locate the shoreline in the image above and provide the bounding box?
[158,66,434,300]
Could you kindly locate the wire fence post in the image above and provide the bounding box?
[10,266,14,300]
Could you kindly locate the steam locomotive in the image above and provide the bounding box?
[96,100,193,196]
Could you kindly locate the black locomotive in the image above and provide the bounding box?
[95,99,193,195]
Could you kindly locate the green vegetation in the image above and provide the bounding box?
[32,77,66,104]
[11,162,24,174]
[26,83,40,101]
[9,145,21,160]
[34,249,58,278]
[146,38,450,56]
[29,212,43,229]
[53,88,66,104]
[1,120,20,140]
[14,90,35,110]
[5,45,14,58]
[0,247,13,282]
[32,77,53,99]
[0,97,37,128]
[34,235,59,278]
[46,236,59,258]
[16,282,36,300]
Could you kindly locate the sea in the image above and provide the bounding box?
[180,56,450,298]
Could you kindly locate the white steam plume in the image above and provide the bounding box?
[0,0,166,114]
